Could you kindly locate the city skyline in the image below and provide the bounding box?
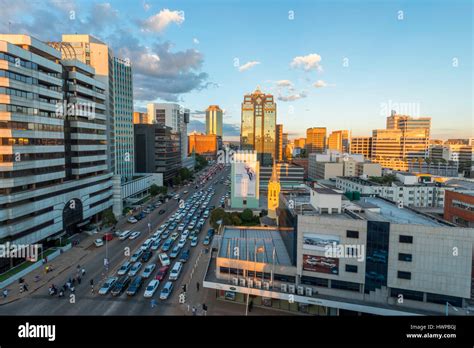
[1,0,472,141]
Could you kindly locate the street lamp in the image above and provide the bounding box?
[445,301,458,316]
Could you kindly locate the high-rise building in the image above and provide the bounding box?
[205,105,223,137]
[306,127,326,153]
[267,163,281,219]
[350,136,372,158]
[0,35,113,268]
[327,130,350,152]
[294,137,306,149]
[147,103,190,162]
[133,111,150,124]
[60,35,116,175]
[188,131,218,159]
[134,123,180,183]
[386,114,431,136]
[240,87,276,166]
[112,57,134,180]
[275,124,283,161]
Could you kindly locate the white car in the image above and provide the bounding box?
[181,230,189,239]
[117,261,132,276]
[94,238,104,247]
[177,223,185,232]
[142,264,156,278]
[190,236,198,247]
[170,232,179,241]
[98,277,118,295]
[144,279,160,298]
[119,230,132,240]
[177,238,186,248]
[127,217,138,224]
[151,239,161,251]
[128,262,142,277]
[129,231,141,240]
[160,281,173,300]
[159,253,170,266]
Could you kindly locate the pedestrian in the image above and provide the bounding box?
[77,276,81,285]
[90,279,94,294]
[2,289,8,298]
[71,278,76,286]
[81,268,86,276]
[22,283,28,292]
[196,281,200,292]
[192,306,197,316]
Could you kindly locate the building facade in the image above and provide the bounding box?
[444,190,474,227]
[240,87,276,166]
[275,124,283,161]
[328,130,350,153]
[259,164,305,191]
[206,104,223,137]
[230,151,260,209]
[306,127,326,154]
[350,136,372,159]
[0,35,114,266]
[188,131,218,159]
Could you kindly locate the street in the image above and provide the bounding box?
[0,165,231,315]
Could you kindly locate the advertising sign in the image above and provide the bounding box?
[234,161,257,198]
[302,254,339,275]
[303,233,340,251]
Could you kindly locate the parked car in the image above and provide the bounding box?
[94,239,104,247]
[126,276,143,296]
[142,264,156,278]
[161,239,173,252]
[160,281,174,300]
[144,279,160,298]
[159,253,170,266]
[127,217,138,224]
[129,231,141,240]
[98,277,118,295]
[179,249,190,263]
[119,230,132,240]
[141,251,153,263]
[158,209,166,215]
[190,236,198,247]
[111,276,131,296]
[155,266,169,281]
[177,238,186,249]
[141,239,153,251]
[151,239,161,251]
[128,262,142,277]
[117,261,132,276]
[203,235,211,246]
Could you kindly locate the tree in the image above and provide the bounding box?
[195,154,208,171]
[179,168,193,182]
[210,208,226,229]
[241,208,254,223]
[150,184,159,197]
[102,208,117,226]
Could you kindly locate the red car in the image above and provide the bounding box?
[155,266,169,281]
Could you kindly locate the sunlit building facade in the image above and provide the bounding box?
[241,87,276,166]
[327,130,350,152]
[306,127,326,154]
[206,104,223,137]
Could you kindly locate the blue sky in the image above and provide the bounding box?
[1,0,472,140]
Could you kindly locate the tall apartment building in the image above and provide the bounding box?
[327,130,350,152]
[205,104,223,137]
[188,131,218,160]
[60,35,115,175]
[350,136,372,158]
[386,114,431,135]
[430,143,474,174]
[306,127,326,154]
[147,103,190,162]
[0,35,113,269]
[282,132,288,160]
[241,87,276,166]
[134,123,180,183]
[275,124,283,161]
[112,57,134,180]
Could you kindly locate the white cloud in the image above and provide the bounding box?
[290,53,322,72]
[193,38,200,44]
[142,8,185,32]
[277,91,307,102]
[143,2,151,11]
[238,61,260,72]
[313,80,327,88]
[276,79,293,87]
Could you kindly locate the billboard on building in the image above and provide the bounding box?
[302,254,339,275]
[303,233,340,251]
[234,161,258,198]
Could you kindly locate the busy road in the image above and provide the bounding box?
[1,163,230,315]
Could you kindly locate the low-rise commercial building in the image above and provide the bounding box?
[444,189,474,227]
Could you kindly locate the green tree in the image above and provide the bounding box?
[210,208,226,229]
[240,208,254,223]
[101,208,117,226]
[195,154,208,171]
[150,184,159,197]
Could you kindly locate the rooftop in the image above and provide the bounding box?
[219,227,293,266]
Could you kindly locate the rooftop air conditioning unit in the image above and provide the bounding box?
[281,284,288,293]
[239,278,246,287]
[255,281,262,289]
[305,287,313,297]
[297,286,304,295]
[232,277,239,286]
[247,279,254,288]
[288,284,296,294]
[263,282,270,290]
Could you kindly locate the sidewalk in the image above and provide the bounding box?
[0,233,99,306]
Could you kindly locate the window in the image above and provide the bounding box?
[397,271,411,280]
[345,264,358,273]
[398,253,412,262]
[399,235,413,244]
[301,276,328,287]
[331,280,360,292]
[346,230,359,238]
